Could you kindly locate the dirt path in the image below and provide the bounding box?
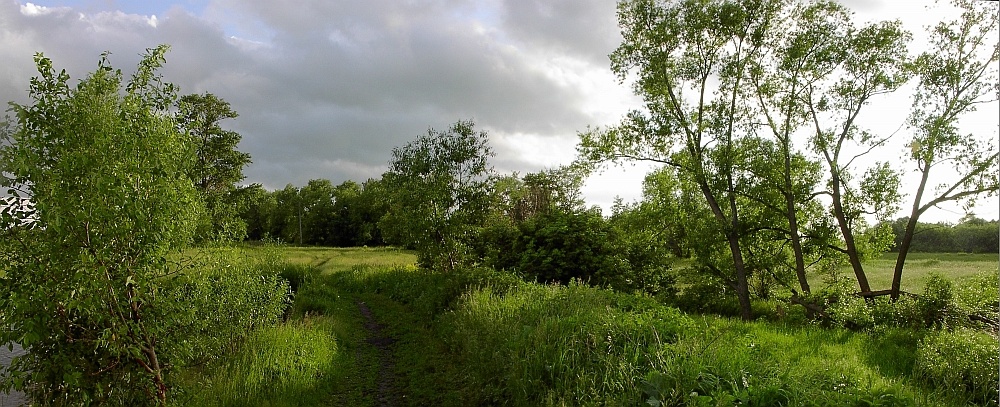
[356,301,399,407]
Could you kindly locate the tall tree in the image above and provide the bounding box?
[175,92,252,242]
[380,120,494,271]
[748,0,850,295]
[299,178,337,245]
[580,0,781,319]
[891,0,999,299]
[0,46,198,405]
[803,10,911,294]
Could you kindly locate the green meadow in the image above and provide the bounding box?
[173,246,998,407]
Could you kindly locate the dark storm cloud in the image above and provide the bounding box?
[1,0,618,190]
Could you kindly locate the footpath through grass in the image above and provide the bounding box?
[180,247,997,406]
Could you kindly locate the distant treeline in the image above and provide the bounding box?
[238,179,388,247]
[885,217,999,253]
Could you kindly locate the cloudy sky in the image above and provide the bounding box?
[0,0,997,222]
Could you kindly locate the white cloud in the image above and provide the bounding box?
[18,2,62,16]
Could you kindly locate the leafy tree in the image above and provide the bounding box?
[240,183,276,241]
[380,120,494,271]
[326,179,388,247]
[271,184,304,244]
[891,0,999,299]
[175,92,252,242]
[747,1,857,295]
[299,178,337,245]
[350,178,389,246]
[800,4,911,294]
[580,0,783,319]
[0,46,198,405]
[329,180,364,246]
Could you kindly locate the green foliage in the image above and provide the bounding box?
[176,92,252,244]
[513,207,615,284]
[607,203,678,299]
[380,120,494,271]
[160,247,292,369]
[915,328,999,405]
[0,46,199,405]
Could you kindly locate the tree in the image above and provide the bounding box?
[0,46,199,405]
[380,120,494,271]
[800,5,911,294]
[240,183,276,241]
[747,0,859,295]
[891,0,999,299]
[175,92,252,242]
[299,178,337,245]
[580,0,782,319]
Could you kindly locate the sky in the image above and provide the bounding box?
[0,0,997,223]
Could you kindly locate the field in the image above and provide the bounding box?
[173,247,998,406]
[858,252,998,292]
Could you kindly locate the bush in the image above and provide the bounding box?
[954,271,999,327]
[915,328,999,405]
[514,208,616,285]
[0,47,203,405]
[158,247,292,368]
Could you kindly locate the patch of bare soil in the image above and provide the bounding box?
[356,301,399,407]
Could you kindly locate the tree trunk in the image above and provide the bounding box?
[728,232,753,321]
[699,182,753,320]
[783,149,810,294]
[891,167,930,300]
[830,174,871,293]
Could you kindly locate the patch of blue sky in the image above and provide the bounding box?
[24,0,207,17]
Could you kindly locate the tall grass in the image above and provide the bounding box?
[438,282,694,405]
[178,319,338,407]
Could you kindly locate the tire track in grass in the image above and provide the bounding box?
[357,300,399,407]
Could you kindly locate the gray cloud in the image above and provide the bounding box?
[1,0,620,190]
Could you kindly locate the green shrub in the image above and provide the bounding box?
[954,271,999,327]
[826,275,965,331]
[158,247,292,368]
[673,268,742,317]
[514,208,616,285]
[915,328,999,405]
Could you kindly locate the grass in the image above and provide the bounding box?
[177,247,996,406]
[811,252,998,293]
[281,246,417,274]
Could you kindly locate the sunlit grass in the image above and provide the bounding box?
[282,246,417,274]
[807,252,998,293]
[179,318,339,407]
